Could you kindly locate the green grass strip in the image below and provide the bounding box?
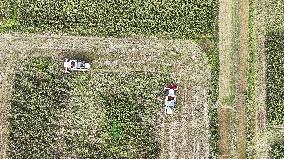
[207,38,219,158]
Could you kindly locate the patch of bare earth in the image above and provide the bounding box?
[0,34,210,158]
[217,0,234,158]
[217,108,232,159]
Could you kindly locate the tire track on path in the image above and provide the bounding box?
[236,0,249,158]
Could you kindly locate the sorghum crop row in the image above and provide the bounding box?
[3,0,217,39]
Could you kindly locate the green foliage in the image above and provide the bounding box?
[0,0,18,32]
[206,39,219,158]
[0,18,19,30]
[94,72,173,158]
[266,31,284,125]
[109,122,122,141]
[9,57,71,158]
[209,107,218,157]
[265,0,284,32]
[6,0,217,39]
[270,141,284,159]
[9,57,174,158]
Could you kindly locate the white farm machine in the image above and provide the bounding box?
[64,58,91,73]
[164,83,179,115]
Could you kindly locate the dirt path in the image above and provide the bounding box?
[217,0,234,158]
[236,0,249,158]
[159,80,191,159]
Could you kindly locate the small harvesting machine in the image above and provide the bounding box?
[64,58,91,73]
[164,83,179,115]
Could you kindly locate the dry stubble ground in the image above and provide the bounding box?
[0,33,210,159]
[252,0,269,157]
[236,0,249,158]
[217,0,234,158]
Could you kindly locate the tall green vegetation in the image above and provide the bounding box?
[208,46,219,158]
[4,0,217,39]
[0,0,19,32]
[266,31,284,158]
[94,72,173,158]
[9,57,71,158]
[266,31,284,126]
[270,141,284,159]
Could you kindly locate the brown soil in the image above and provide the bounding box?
[256,110,267,132]
[236,0,249,158]
[217,107,232,158]
[217,0,234,157]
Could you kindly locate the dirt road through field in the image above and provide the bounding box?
[236,0,249,158]
[217,0,234,158]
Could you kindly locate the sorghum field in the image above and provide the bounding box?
[2,0,284,158]
[10,57,174,158]
[266,32,284,126]
[1,0,283,158]
[263,0,284,158]
[265,31,284,158]
[2,0,217,39]
[0,0,219,158]
[0,34,211,159]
